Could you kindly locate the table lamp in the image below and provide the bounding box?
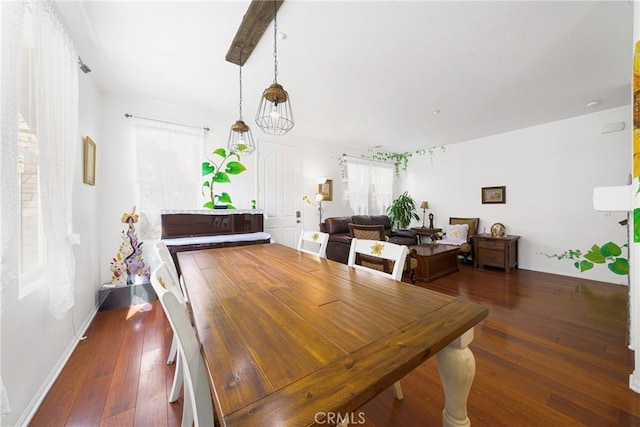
[420,201,429,228]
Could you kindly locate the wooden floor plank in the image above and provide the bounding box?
[29,263,640,426]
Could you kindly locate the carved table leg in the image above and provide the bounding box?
[435,329,476,427]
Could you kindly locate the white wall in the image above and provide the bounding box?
[405,106,630,284]
[1,73,103,426]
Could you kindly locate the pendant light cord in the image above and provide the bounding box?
[272,0,278,84]
[239,53,244,120]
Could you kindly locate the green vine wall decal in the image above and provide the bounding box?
[338,146,445,179]
[540,241,628,275]
[201,147,247,209]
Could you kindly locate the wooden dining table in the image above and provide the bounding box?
[177,243,488,427]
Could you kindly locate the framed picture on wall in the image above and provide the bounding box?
[318,179,333,201]
[83,136,96,185]
[481,186,505,204]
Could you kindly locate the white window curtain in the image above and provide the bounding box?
[32,0,80,320]
[0,0,24,417]
[371,163,394,214]
[345,156,395,215]
[133,118,204,239]
[345,157,371,215]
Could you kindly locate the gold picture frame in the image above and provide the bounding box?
[481,186,505,204]
[83,136,96,185]
[318,179,333,201]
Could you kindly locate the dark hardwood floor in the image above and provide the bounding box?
[30,263,640,426]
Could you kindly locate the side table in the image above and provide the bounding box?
[473,234,520,273]
[410,227,443,244]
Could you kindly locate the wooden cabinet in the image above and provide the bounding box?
[473,235,520,273]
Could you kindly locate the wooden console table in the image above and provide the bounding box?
[473,234,520,273]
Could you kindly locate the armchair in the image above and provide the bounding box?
[436,217,479,264]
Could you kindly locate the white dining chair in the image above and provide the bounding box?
[297,230,329,258]
[150,263,187,403]
[154,241,191,366]
[161,290,215,427]
[347,238,408,400]
[347,238,408,281]
[155,241,181,289]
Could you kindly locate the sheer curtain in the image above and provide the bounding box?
[345,157,371,215]
[345,156,395,215]
[0,0,23,416]
[133,118,204,239]
[371,163,394,214]
[32,0,80,320]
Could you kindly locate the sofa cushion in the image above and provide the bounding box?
[329,234,352,245]
[323,216,352,235]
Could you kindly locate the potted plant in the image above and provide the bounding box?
[201,148,247,209]
[386,191,420,229]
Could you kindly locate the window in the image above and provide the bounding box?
[132,119,205,239]
[18,6,46,288]
[344,156,394,215]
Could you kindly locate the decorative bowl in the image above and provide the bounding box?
[491,222,506,237]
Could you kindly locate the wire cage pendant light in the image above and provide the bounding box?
[255,0,294,135]
[228,59,256,155]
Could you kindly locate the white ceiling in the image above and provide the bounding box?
[57,1,633,153]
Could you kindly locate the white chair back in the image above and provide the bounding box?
[347,238,408,281]
[150,262,186,402]
[162,291,215,427]
[297,230,329,258]
[155,241,180,284]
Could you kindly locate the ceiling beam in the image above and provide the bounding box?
[225,0,284,66]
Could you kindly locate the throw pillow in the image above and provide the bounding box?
[446,223,469,245]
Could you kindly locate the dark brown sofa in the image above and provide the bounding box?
[319,215,417,264]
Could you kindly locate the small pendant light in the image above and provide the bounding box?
[255,0,294,135]
[228,55,256,155]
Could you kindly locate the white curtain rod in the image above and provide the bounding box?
[124,113,210,132]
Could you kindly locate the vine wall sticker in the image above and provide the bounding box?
[201,147,247,209]
[540,241,629,275]
[337,146,446,179]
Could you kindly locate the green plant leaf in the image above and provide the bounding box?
[576,260,594,272]
[635,208,640,242]
[226,204,236,209]
[608,258,629,275]
[600,242,622,257]
[584,250,606,264]
[217,192,232,203]
[203,201,214,209]
[213,148,227,158]
[213,172,231,183]
[202,181,210,188]
[202,162,215,176]
[226,161,246,175]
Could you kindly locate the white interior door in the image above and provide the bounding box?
[257,140,302,247]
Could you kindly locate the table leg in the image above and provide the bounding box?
[435,329,476,427]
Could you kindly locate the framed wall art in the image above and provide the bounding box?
[318,179,333,201]
[481,186,505,204]
[83,136,96,185]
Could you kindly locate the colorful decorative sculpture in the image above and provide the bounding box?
[109,206,149,286]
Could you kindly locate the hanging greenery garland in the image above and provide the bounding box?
[338,146,445,179]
